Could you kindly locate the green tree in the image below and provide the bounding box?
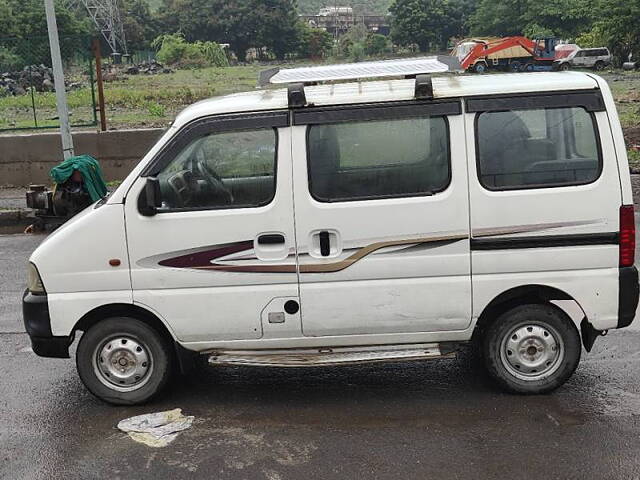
[467,0,525,36]
[390,0,451,51]
[365,33,391,55]
[468,0,596,39]
[389,0,474,51]
[121,0,161,51]
[259,0,300,59]
[0,0,91,68]
[588,0,640,63]
[520,0,595,38]
[152,33,229,67]
[297,22,333,58]
[157,0,300,61]
[338,23,367,58]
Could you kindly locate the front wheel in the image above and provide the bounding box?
[482,303,581,394]
[472,62,487,73]
[76,317,173,405]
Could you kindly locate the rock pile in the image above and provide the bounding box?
[0,64,86,96]
[0,64,55,96]
[124,60,173,75]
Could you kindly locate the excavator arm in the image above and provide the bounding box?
[461,37,540,70]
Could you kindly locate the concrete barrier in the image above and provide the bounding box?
[0,128,164,186]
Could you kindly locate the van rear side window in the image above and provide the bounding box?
[476,107,601,190]
[307,116,450,202]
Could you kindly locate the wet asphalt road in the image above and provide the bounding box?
[2,232,640,480]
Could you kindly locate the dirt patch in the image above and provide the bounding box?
[625,126,640,147]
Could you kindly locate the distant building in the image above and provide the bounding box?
[318,6,353,16]
[300,12,390,36]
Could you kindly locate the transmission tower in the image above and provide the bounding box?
[66,0,128,56]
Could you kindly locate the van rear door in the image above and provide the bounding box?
[290,101,472,337]
[465,91,622,330]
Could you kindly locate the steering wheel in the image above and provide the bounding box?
[167,169,197,207]
[196,159,234,204]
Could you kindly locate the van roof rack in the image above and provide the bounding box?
[258,56,462,108]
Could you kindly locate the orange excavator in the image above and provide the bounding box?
[453,37,560,73]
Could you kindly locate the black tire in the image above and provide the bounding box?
[594,61,605,71]
[559,62,570,71]
[482,303,581,394]
[76,317,173,405]
[473,62,487,73]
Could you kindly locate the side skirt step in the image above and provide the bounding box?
[208,343,456,367]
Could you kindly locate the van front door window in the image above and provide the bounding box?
[156,128,277,210]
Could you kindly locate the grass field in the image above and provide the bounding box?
[0,64,276,130]
[1,64,640,165]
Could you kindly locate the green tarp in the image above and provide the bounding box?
[49,154,108,202]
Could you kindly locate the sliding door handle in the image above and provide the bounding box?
[319,231,330,257]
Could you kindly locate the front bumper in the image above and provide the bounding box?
[22,289,71,358]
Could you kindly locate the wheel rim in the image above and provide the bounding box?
[93,335,153,392]
[499,322,564,381]
[475,64,485,73]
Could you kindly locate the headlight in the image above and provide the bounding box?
[27,263,46,295]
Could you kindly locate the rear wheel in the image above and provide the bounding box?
[482,303,581,394]
[594,60,605,71]
[509,61,521,72]
[76,317,173,405]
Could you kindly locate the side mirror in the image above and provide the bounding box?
[140,177,162,216]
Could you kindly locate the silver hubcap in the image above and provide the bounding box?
[93,336,153,392]
[500,323,564,381]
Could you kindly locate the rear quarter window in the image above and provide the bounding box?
[476,106,601,190]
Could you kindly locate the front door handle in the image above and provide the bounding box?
[257,233,285,245]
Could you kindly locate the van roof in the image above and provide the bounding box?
[174,71,600,127]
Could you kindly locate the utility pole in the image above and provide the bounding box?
[44,0,74,159]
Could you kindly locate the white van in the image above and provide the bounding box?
[556,47,612,71]
[23,58,639,405]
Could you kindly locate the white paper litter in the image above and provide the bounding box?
[117,408,194,447]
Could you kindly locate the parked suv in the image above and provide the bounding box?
[23,58,639,405]
[556,47,612,70]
